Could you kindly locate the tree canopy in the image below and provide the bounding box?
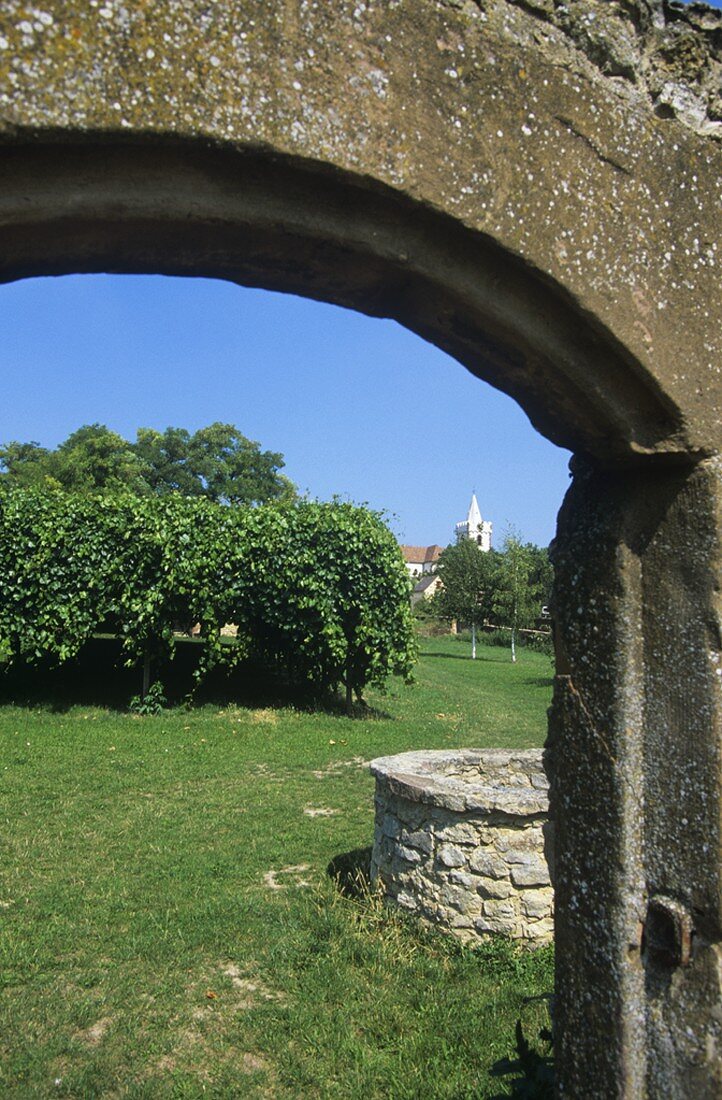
[0,422,296,505]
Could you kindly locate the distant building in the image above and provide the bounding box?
[411,573,442,606]
[455,493,492,551]
[400,493,492,602]
[400,544,443,579]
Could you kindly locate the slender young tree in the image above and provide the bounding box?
[492,531,545,662]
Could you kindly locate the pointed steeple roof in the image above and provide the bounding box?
[467,493,483,535]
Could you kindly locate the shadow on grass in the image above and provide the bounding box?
[524,677,554,689]
[421,650,508,663]
[0,637,393,718]
[488,996,555,1099]
[318,699,393,722]
[326,847,373,898]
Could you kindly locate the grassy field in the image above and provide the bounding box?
[0,636,553,1098]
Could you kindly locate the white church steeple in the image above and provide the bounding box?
[455,493,492,551]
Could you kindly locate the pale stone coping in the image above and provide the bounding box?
[369,749,549,817]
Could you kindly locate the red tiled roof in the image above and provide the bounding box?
[400,544,443,563]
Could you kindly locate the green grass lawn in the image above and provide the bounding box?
[0,636,553,1098]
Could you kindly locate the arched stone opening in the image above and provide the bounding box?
[0,137,685,465]
[2,0,720,1093]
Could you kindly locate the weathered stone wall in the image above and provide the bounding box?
[370,749,553,946]
[498,0,722,139]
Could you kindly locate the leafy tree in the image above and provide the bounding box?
[0,422,297,504]
[525,543,553,610]
[132,423,294,504]
[133,427,199,497]
[492,531,546,662]
[0,440,61,490]
[54,424,150,495]
[436,539,498,658]
[183,422,293,505]
[0,426,149,495]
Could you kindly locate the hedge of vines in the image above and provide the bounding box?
[0,487,416,701]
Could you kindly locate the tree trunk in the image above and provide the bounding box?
[471,622,476,659]
[511,628,516,663]
[142,652,151,699]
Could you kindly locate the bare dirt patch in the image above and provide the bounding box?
[151,966,282,1081]
[263,864,312,891]
[74,1016,112,1046]
[311,756,369,779]
[239,1051,271,1074]
[303,806,340,817]
[220,963,286,1009]
[250,709,279,726]
[249,762,285,783]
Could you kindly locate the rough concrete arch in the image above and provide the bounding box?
[1,1,721,1095]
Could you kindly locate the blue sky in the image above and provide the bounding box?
[2,275,572,549]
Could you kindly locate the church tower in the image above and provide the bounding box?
[455,493,492,551]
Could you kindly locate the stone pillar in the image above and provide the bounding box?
[548,456,722,1097]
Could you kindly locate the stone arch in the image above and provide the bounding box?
[0,135,686,462]
[1,1,721,1095]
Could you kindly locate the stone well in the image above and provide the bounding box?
[369,749,553,946]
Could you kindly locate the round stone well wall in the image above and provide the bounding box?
[369,749,553,946]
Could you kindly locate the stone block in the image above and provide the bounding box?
[396,844,422,864]
[380,835,398,859]
[449,911,474,929]
[468,849,509,878]
[440,883,471,912]
[435,821,481,845]
[510,858,551,888]
[382,813,402,839]
[522,917,555,942]
[496,828,544,855]
[521,889,554,919]
[449,869,473,888]
[482,898,517,921]
[475,915,517,936]
[402,828,434,854]
[477,878,514,901]
[395,891,418,911]
[394,801,429,830]
[437,844,467,868]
